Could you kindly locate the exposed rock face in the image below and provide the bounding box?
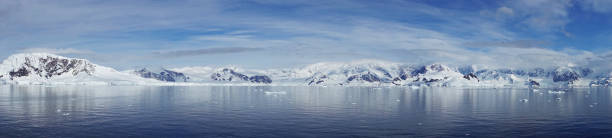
[307,74,328,85]
[135,68,189,82]
[9,67,30,78]
[211,68,272,84]
[591,79,610,86]
[552,68,580,83]
[304,63,458,86]
[346,72,382,83]
[3,54,96,80]
[249,75,272,83]
[463,73,478,81]
[528,79,540,87]
[211,68,248,81]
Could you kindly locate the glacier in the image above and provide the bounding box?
[0,53,610,88]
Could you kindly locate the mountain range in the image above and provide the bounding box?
[1,53,610,88]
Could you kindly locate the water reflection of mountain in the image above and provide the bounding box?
[0,86,611,137]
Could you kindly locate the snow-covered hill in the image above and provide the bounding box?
[0,53,609,87]
[0,53,158,85]
[132,67,189,82]
[171,60,607,88]
[171,67,272,84]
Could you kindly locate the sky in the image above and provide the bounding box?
[2,0,612,70]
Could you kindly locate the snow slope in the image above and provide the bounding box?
[0,53,159,85]
[0,53,608,87]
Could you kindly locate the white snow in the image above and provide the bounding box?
[0,53,609,88]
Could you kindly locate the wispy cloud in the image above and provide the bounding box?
[0,0,610,69]
[462,40,550,48]
[580,0,612,13]
[19,48,94,55]
[152,47,264,58]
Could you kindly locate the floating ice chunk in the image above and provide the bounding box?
[520,99,529,102]
[548,90,565,94]
[62,113,70,116]
[264,91,287,95]
[533,89,539,92]
[351,102,357,105]
[56,109,62,113]
[589,105,595,108]
[555,98,562,101]
[410,86,420,89]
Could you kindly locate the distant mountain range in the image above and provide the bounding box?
[1,53,611,88]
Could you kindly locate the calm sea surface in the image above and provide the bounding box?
[0,86,611,137]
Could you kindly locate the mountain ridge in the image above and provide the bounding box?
[0,53,610,87]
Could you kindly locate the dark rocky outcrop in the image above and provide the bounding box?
[552,70,580,83]
[463,73,479,81]
[6,55,95,80]
[308,75,327,85]
[249,75,272,84]
[211,68,248,81]
[135,68,189,82]
[528,79,540,87]
[211,68,272,84]
[9,67,30,79]
[346,72,381,83]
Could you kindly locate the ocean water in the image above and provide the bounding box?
[0,86,611,137]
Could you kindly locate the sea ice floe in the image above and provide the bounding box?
[264,91,287,95]
[548,90,566,94]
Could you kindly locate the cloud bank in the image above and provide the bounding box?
[19,48,94,55]
[0,0,611,70]
[153,47,264,58]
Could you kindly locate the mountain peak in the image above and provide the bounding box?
[0,53,96,80]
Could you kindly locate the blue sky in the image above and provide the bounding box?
[1,0,612,70]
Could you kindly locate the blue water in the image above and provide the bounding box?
[0,86,611,137]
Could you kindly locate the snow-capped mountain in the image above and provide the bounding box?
[0,53,95,80]
[169,67,272,84]
[197,61,605,87]
[0,52,610,87]
[210,68,272,84]
[166,60,608,87]
[0,53,158,85]
[133,67,190,82]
